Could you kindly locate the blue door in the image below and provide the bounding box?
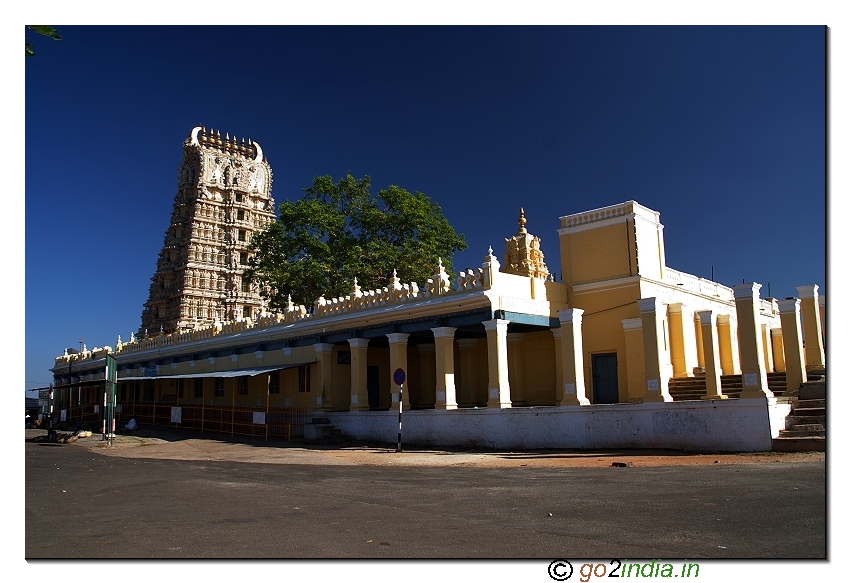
[592,353,619,404]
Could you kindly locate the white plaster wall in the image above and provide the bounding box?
[768,400,793,438]
[316,399,787,452]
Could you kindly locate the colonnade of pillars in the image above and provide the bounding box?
[308,284,824,411]
[308,318,519,412]
[623,283,825,402]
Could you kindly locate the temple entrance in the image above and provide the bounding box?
[367,365,380,410]
[592,353,619,404]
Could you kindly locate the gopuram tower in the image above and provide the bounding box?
[139,126,276,335]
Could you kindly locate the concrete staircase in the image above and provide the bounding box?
[773,376,826,452]
[668,372,789,401]
[304,417,344,441]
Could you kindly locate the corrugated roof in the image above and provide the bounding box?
[117,362,315,381]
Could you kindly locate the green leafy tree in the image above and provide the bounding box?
[26,26,62,57]
[246,174,468,309]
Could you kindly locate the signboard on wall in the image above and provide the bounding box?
[253,412,266,425]
[171,407,182,424]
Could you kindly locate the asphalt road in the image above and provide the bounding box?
[25,437,825,560]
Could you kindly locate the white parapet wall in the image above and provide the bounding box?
[314,399,790,452]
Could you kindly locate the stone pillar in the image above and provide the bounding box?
[507,333,525,405]
[622,318,646,403]
[696,311,726,400]
[771,328,786,373]
[483,319,512,408]
[796,285,825,372]
[456,338,479,407]
[818,294,826,345]
[558,309,589,406]
[778,299,807,396]
[732,283,773,399]
[637,298,672,403]
[667,303,695,378]
[760,323,775,374]
[551,328,564,406]
[348,338,370,411]
[693,313,705,372]
[716,315,735,376]
[417,344,436,409]
[432,327,457,410]
[313,343,335,410]
[387,333,410,410]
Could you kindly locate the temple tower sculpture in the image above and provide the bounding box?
[501,208,550,279]
[139,126,276,335]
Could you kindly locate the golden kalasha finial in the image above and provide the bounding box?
[518,208,527,234]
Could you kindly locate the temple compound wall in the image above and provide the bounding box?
[49,129,825,451]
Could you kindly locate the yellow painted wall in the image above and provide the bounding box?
[560,223,633,286]
[517,331,557,405]
[571,281,642,403]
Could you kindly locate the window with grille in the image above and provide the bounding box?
[194,378,203,398]
[215,378,224,397]
[177,378,184,399]
[239,376,249,395]
[269,370,280,394]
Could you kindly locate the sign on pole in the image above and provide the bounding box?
[393,368,406,453]
[104,354,118,446]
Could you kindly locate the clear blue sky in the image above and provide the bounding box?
[24,24,827,393]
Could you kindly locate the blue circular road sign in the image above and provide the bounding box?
[393,368,406,385]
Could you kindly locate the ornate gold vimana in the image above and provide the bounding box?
[501,208,550,279]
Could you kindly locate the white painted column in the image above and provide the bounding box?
[796,285,825,372]
[696,311,726,400]
[387,333,410,410]
[778,299,807,396]
[732,283,772,399]
[484,319,512,408]
[558,309,589,406]
[348,338,370,411]
[432,327,458,410]
[638,298,672,403]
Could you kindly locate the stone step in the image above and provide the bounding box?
[779,427,825,438]
[772,436,825,452]
[794,407,826,417]
[799,383,825,400]
[786,415,825,428]
[796,399,825,409]
[783,423,824,433]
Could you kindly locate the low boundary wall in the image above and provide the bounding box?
[313,399,791,452]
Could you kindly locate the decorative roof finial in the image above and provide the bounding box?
[518,207,527,234]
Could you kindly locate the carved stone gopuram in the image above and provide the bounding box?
[139,127,277,335]
[502,208,550,279]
